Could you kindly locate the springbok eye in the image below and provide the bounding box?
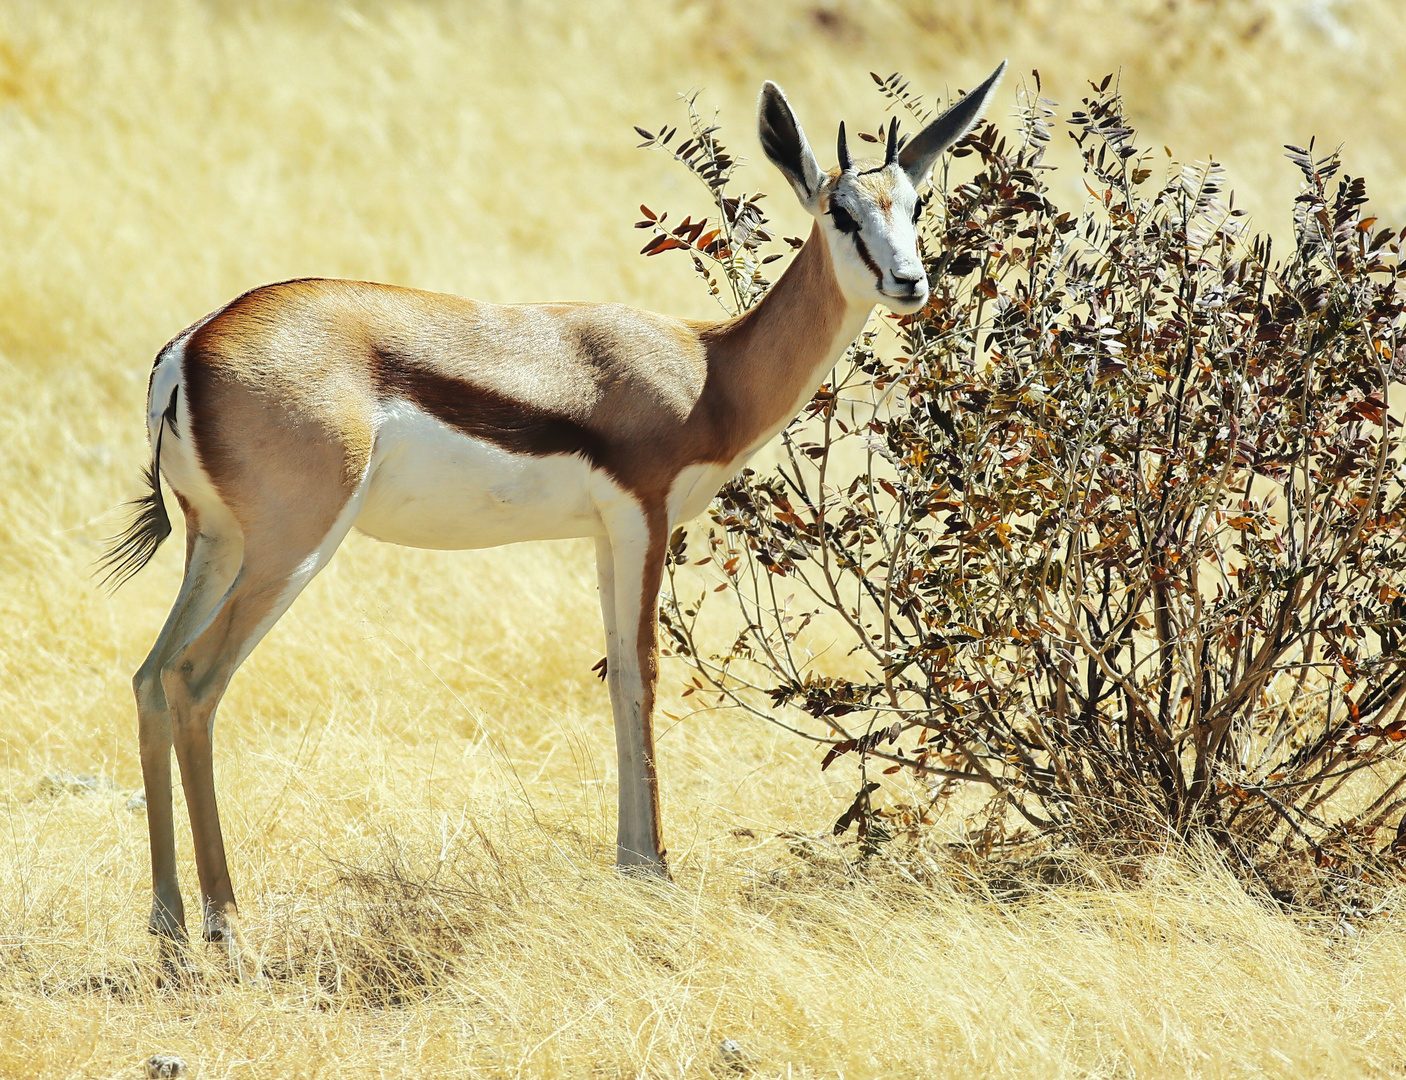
[830,203,860,234]
[912,196,926,224]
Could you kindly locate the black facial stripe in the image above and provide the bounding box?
[852,235,886,290]
[830,202,860,233]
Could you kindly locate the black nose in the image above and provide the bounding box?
[892,273,923,290]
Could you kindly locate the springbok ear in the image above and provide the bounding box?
[898,60,1008,187]
[758,81,825,208]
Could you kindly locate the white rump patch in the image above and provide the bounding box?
[150,338,241,545]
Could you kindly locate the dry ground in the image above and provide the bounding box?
[1,2,1405,1076]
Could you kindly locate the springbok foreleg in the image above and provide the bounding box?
[598,502,669,877]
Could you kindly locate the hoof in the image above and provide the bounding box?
[149,909,191,984]
[202,903,235,944]
[148,900,187,944]
[616,850,672,882]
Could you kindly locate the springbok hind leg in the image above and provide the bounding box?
[159,488,364,975]
[134,522,243,953]
[598,503,670,878]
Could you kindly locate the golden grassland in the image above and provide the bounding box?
[2,1,1406,1076]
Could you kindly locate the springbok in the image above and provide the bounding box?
[104,64,1005,957]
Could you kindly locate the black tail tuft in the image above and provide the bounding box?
[97,458,173,592]
[97,383,176,592]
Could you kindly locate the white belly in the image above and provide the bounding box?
[356,399,603,549]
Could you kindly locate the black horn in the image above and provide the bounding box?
[885,116,899,165]
[836,120,853,173]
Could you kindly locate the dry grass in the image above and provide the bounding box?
[2,1,1405,1076]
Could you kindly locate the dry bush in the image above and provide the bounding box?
[650,72,1406,908]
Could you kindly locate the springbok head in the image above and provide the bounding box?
[758,61,1006,314]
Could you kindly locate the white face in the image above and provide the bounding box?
[756,64,1006,318]
[817,164,929,314]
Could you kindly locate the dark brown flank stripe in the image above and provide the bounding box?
[369,345,611,470]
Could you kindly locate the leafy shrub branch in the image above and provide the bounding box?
[638,73,1406,903]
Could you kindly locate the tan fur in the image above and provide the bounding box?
[130,220,859,951]
[852,167,898,210]
[179,220,844,509]
[134,210,877,978]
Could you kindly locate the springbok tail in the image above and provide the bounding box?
[97,384,177,591]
